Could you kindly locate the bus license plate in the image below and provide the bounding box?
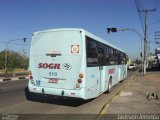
[49,78,58,83]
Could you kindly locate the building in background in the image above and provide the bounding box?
[127,59,132,65]
[155,48,160,67]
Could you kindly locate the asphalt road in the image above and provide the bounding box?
[0,71,134,119]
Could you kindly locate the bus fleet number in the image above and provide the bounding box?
[49,72,57,77]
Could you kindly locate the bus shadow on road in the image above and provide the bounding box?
[24,87,93,107]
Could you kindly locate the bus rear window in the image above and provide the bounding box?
[86,37,98,67]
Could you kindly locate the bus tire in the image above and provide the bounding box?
[25,87,35,101]
[106,77,112,93]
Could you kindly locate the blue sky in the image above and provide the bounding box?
[0,0,160,60]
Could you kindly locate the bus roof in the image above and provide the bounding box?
[33,28,126,54]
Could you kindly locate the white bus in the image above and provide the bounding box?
[27,28,127,100]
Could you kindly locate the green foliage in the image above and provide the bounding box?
[0,51,5,69]
[0,50,29,70]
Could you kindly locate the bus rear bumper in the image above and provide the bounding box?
[28,83,86,99]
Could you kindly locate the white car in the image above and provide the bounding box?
[128,64,136,70]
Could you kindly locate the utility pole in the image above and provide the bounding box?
[139,8,156,75]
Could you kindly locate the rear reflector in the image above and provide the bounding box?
[33,88,37,90]
[71,93,75,95]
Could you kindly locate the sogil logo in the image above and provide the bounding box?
[38,63,72,70]
[38,63,61,69]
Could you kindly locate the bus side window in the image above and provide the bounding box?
[108,47,115,65]
[122,53,127,64]
[105,46,110,65]
[97,43,105,66]
[118,52,125,64]
[125,54,128,64]
[86,37,98,67]
[114,49,119,65]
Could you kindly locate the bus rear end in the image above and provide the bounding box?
[28,29,86,99]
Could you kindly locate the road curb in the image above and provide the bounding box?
[99,87,125,115]
[93,73,136,120]
[0,77,29,82]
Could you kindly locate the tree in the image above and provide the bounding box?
[0,50,29,71]
[0,51,5,69]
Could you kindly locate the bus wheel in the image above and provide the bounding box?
[107,77,112,93]
[25,87,36,101]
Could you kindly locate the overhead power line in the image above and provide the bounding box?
[134,0,145,32]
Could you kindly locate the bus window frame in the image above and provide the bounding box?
[86,36,127,67]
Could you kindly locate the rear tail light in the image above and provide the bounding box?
[77,79,82,83]
[29,71,33,80]
[75,73,84,88]
[77,73,84,83]
[79,73,84,78]
[29,75,33,80]
[76,83,80,88]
